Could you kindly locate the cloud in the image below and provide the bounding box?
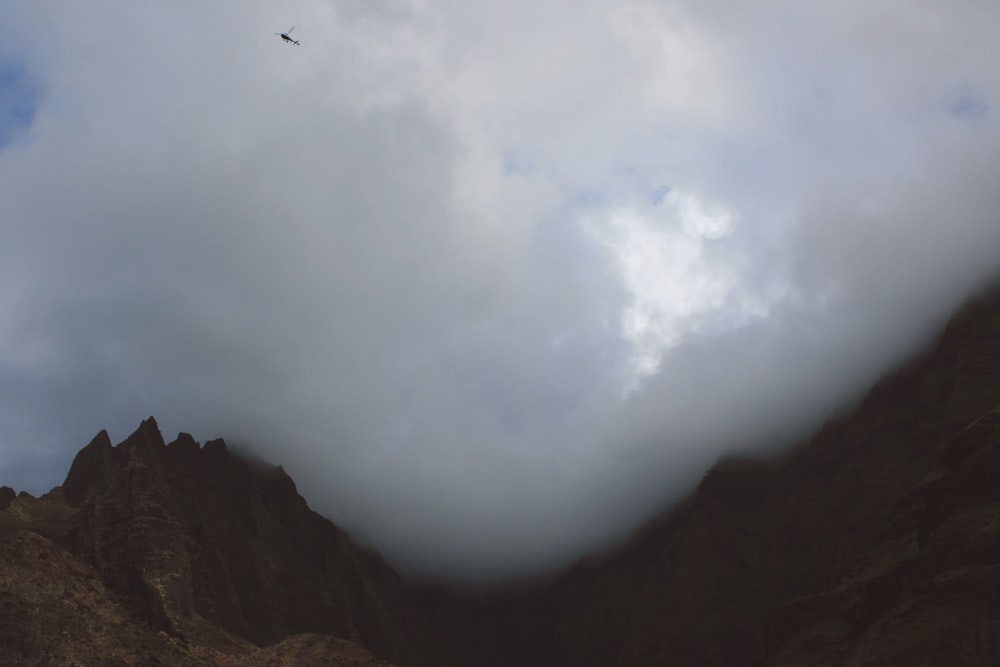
[585,190,748,387]
[0,60,38,149]
[0,0,998,579]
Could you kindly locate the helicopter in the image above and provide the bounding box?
[275,26,300,45]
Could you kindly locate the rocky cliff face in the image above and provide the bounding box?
[4,286,1000,665]
[0,418,454,666]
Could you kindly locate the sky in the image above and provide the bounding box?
[0,0,998,580]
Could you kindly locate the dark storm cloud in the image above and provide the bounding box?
[1,0,998,580]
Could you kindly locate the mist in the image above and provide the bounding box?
[1,0,999,580]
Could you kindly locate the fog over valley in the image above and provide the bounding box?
[1,0,999,580]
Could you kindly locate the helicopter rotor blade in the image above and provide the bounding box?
[287,26,295,34]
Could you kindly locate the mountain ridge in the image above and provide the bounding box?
[1,417,456,666]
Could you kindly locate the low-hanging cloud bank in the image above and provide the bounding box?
[1,0,998,579]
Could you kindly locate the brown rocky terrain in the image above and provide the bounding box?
[0,419,455,666]
[3,284,1000,665]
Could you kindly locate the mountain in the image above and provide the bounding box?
[0,419,457,666]
[424,284,1000,666]
[3,285,1000,665]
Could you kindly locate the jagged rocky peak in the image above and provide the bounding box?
[0,485,14,510]
[61,418,256,507]
[61,418,170,507]
[168,430,200,454]
[203,436,232,460]
[129,415,166,447]
[61,428,114,507]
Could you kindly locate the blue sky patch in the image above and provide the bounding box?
[950,88,990,120]
[573,190,608,209]
[648,184,671,206]
[0,60,39,148]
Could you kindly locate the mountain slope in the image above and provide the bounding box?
[422,285,1000,666]
[1,419,455,666]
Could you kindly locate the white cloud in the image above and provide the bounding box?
[586,191,748,388]
[0,0,999,579]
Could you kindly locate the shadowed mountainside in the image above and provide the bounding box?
[420,284,1000,666]
[4,285,1000,664]
[0,419,456,666]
